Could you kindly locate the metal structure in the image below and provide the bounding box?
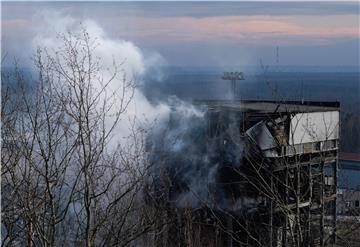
[147,100,340,247]
[201,100,339,246]
[222,72,245,99]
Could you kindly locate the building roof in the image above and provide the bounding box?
[193,100,340,113]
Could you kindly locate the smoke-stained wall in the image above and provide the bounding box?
[145,103,270,212]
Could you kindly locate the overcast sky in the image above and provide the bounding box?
[2,1,359,67]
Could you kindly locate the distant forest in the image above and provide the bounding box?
[342,112,360,153]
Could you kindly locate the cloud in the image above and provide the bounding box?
[1,19,30,29]
[2,2,359,20]
[113,15,359,46]
[2,3,358,67]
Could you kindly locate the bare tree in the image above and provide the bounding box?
[2,29,159,247]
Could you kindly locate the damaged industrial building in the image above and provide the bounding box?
[145,83,340,246]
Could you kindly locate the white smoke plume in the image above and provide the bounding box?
[30,11,244,210]
[31,11,171,144]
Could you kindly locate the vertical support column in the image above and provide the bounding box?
[283,167,288,247]
[231,79,236,99]
[296,162,301,247]
[270,171,274,247]
[320,161,325,247]
[307,163,313,247]
[332,158,338,244]
[227,216,233,247]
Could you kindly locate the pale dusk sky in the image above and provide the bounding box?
[2,1,359,67]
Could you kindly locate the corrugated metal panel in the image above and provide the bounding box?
[289,111,339,144]
[246,121,278,151]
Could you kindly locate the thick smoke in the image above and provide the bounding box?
[147,101,245,209]
[31,11,246,210]
[31,11,171,144]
